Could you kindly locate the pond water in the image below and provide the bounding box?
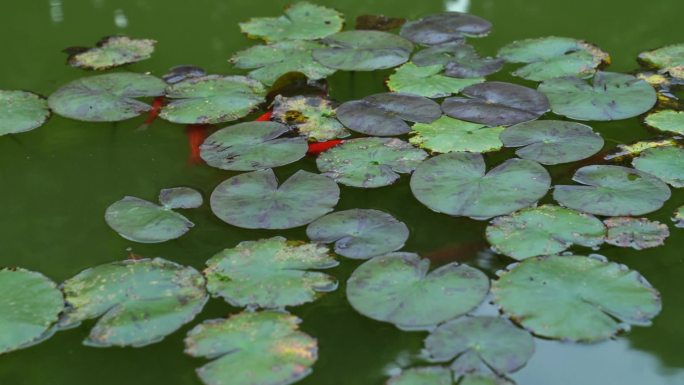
[1,0,684,384]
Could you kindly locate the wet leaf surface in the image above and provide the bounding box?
[604,217,669,250]
[645,110,684,135]
[410,115,504,154]
[0,90,50,136]
[105,196,194,243]
[239,1,343,42]
[65,36,156,70]
[638,43,684,79]
[387,367,452,385]
[632,146,684,187]
[400,12,491,45]
[387,63,483,98]
[271,95,349,141]
[158,187,203,209]
[313,30,413,71]
[412,42,503,78]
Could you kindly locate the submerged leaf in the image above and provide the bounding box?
[387,63,483,98]
[400,12,491,45]
[239,2,343,42]
[65,36,156,70]
[158,187,203,209]
[644,110,684,135]
[105,196,194,243]
[0,90,50,136]
[604,217,669,250]
[632,146,684,187]
[271,95,349,141]
[410,116,504,154]
[638,43,684,79]
[412,42,503,78]
[674,206,684,228]
[604,137,679,161]
[387,367,452,385]
[355,14,406,31]
[313,30,413,71]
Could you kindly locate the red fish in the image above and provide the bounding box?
[186,124,209,165]
[307,139,344,155]
[138,96,166,130]
[255,110,272,121]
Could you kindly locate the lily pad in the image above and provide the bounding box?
[0,268,64,354]
[645,110,684,135]
[65,36,156,70]
[158,187,203,209]
[306,209,409,259]
[336,92,441,136]
[674,206,684,228]
[387,367,452,385]
[239,2,343,43]
[210,169,339,229]
[492,255,662,342]
[160,75,266,124]
[410,116,504,154]
[412,43,503,78]
[538,71,656,121]
[199,121,307,171]
[411,152,551,220]
[604,217,669,250]
[387,63,483,98]
[632,146,684,187]
[184,311,317,385]
[553,165,671,216]
[604,138,678,161]
[317,137,428,188]
[271,95,349,141]
[59,258,207,347]
[312,30,414,71]
[0,90,50,136]
[105,196,194,243]
[48,72,166,122]
[205,237,338,308]
[500,120,604,165]
[485,205,606,260]
[442,82,550,126]
[638,43,684,79]
[400,12,492,45]
[346,252,489,330]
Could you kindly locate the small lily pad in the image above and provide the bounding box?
[199,121,307,171]
[442,82,550,126]
[500,120,604,165]
[638,43,684,79]
[0,268,64,354]
[0,90,50,136]
[486,205,606,260]
[312,30,414,71]
[317,137,428,188]
[271,95,349,141]
[400,12,491,45]
[673,206,684,228]
[411,152,551,220]
[205,237,338,308]
[239,2,343,43]
[410,116,504,154]
[105,196,195,243]
[632,146,684,187]
[158,187,203,209]
[387,367,452,385]
[65,36,156,70]
[346,252,489,330]
[210,169,339,229]
[554,165,671,216]
[604,217,669,250]
[387,63,483,98]
[48,72,166,122]
[59,258,207,347]
[306,209,409,259]
[492,255,662,342]
[412,43,503,78]
[644,110,684,135]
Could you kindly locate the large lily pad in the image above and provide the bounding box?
[48,72,166,122]
[205,237,337,308]
[105,196,194,243]
[199,121,307,171]
[387,63,483,98]
[306,209,409,259]
[0,268,64,354]
[492,255,662,342]
[185,311,317,385]
[210,169,339,229]
[317,137,428,188]
[604,217,669,250]
[674,206,684,228]
[160,75,266,124]
[312,30,414,71]
[239,2,343,43]
[387,367,452,385]
[400,12,492,45]
[158,187,203,209]
[553,165,671,216]
[485,205,606,260]
[0,90,50,136]
[638,43,684,79]
[59,258,207,347]
[632,146,684,188]
[538,71,656,121]
[410,116,504,154]
[644,110,684,135]
[442,82,550,126]
[346,252,489,330]
[411,152,551,220]
[412,43,503,78]
[336,92,441,136]
[500,120,604,165]
[271,95,349,141]
[65,36,156,70]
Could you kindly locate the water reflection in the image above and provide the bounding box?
[114,9,128,28]
[49,0,63,23]
[444,0,470,12]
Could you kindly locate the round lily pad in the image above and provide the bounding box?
[185,311,317,385]
[538,71,656,121]
[312,30,414,71]
[486,205,606,260]
[205,237,338,308]
[387,63,483,98]
[239,2,343,43]
[105,196,194,243]
[412,116,503,153]
[160,75,266,124]
[632,146,684,188]
[200,121,307,171]
[500,120,604,165]
[0,90,50,136]
[644,110,684,135]
[59,258,207,347]
[306,209,409,259]
[0,268,63,354]
[442,82,550,126]
[387,367,452,385]
[400,12,492,45]
[604,217,669,250]
[412,43,503,78]
[158,187,203,209]
[553,165,671,216]
[317,137,428,188]
[411,152,551,220]
[638,43,684,79]
[65,36,156,70]
[673,206,684,228]
[210,169,339,229]
[48,72,166,122]
[271,95,349,141]
[492,255,662,342]
[346,252,489,330]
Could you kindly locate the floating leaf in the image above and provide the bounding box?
[356,14,406,31]
[442,82,549,126]
[105,196,194,243]
[486,205,606,260]
[492,255,661,342]
[412,43,503,78]
[200,121,307,171]
[638,43,684,79]
[65,36,156,70]
[604,217,669,250]
[674,206,684,228]
[48,72,166,122]
[400,12,491,45]
[411,152,550,220]
[500,120,604,165]
[553,165,671,216]
[387,367,452,385]
[0,90,50,136]
[410,116,504,154]
[306,209,409,259]
[210,169,339,229]
[312,30,413,71]
[205,237,337,308]
[645,110,684,135]
[538,71,656,121]
[239,1,343,42]
[0,268,63,354]
[632,146,684,187]
[346,252,489,330]
[604,137,679,161]
[162,65,207,84]
[158,187,203,209]
[271,95,349,141]
[317,137,428,188]
[387,63,483,98]
[59,258,207,347]
[185,311,317,385]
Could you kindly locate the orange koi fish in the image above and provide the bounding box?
[186,124,209,165]
[307,139,344,155]
[138,96,166,130]
[255,110,272,121]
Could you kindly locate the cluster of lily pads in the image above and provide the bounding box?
[2,2,684,385]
